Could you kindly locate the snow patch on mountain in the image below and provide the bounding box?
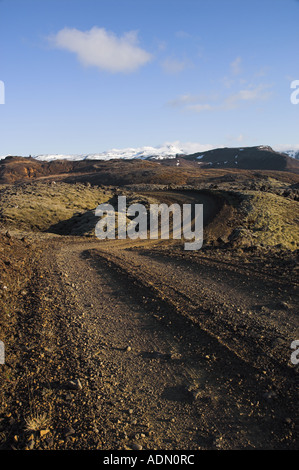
[2,143,299,162]
[281,149,299,160]
[273,145,299,159]
[0,142,214,162]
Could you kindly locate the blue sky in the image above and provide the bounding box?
[0,0,299,156]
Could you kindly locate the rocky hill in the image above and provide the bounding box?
[185,145,299,170]
[0,145,298,185]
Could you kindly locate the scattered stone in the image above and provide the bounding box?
[63,426,76,437]
[26,438,35,450]
[185,384,202,401]
[214,436,224,449]
[278,301,289,310]
[170,352,182,360]
[67,378,83,390]
[271,338,284,347]
[264,390,277,400]
[44,437,54,447]
[191,390,202,400]
[131,443,142,450]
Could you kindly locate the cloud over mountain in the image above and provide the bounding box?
[49,26,152,73]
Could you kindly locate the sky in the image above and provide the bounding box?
[0,0,299,156]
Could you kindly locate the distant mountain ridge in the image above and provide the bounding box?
[1,143,299,163]
[184,145,299,171]
[0,144,298,185]
[1,142,190,162]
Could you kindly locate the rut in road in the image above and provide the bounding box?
[89,242,298,377]
[49,240,295,450]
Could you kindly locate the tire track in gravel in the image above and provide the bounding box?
[46,187,297,450]
[50,238,297,450]
[90,244,298,375]
[1,191,297,450]
[14,188,295,450]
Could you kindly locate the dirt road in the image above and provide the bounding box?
[2,191,298,450]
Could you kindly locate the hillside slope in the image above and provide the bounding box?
[186,146,299,170]
[0,146,298,186]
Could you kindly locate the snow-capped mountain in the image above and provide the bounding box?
[0,142,213,162]
[273,146,299,160]
[281,150,299,160]
[33,143,186,162]
[1,143,299,162]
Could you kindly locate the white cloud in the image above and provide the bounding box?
[167,92,216,113]
[230,56,242,75]
[273,144,299,152]
[236,134,245,142]
[185,103,213,112]
[226,133,246,145]
[49,26,152,73]
[224,84,273,109]
[167,92,219,109]
[167,93,199,107]
[174,141,214,154]
[161,57,190,74]
[168,84,272,114]
[175,30,192,39]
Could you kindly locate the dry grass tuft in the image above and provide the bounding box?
[24,412,50,432]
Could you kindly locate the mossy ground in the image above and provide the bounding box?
[239,191,299,250]
[0,182,113,234]
[0,181,298,250]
